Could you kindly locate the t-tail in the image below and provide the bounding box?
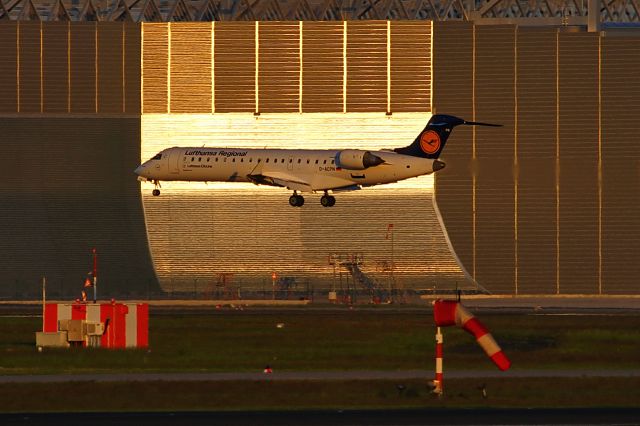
[394,114,502,159]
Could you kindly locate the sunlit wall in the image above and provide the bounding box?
[141,113,473,293]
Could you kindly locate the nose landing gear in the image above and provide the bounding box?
[152,180,161,196]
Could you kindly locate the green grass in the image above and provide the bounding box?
[1,309,639,374]
[1,308,639,412]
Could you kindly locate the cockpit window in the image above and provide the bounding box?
[152,153,162,160]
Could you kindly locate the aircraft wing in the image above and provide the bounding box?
[247,171,313,192]
[248,170,360,193]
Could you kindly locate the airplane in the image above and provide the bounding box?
[134,114,500,207]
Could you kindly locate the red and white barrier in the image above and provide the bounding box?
[44,302,148,349]
[433,299,510,371]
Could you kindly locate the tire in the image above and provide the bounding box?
[296,195,305,207]
[152,189,161,196]
[327,196,336,207]
[320,195,330,207]
[289,195,299,207]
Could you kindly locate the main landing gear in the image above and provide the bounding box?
[152,180,161,196]
[320,192,336,207]
[289,192,305,207]
[288,191,336,207]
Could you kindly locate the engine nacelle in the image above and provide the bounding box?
[335,150,385,170]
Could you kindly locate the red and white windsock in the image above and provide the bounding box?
[433,299,511,371]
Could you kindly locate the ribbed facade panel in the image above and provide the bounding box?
[0,118,158,299]
[259,22,300,113]
[346,21,387,112]
[601,37,640,294]
[475,25,516,293]
[558,33,599,294]
[0,22,17,113]
[432,22,474,281]
[301,22,343,112]
[97,23,124,114]
[141,23,168,113]
[170,23,212,113]
[140,113,470,293]
[124,23,141,115]
[42,23,68,113]
[2,21,639,296]
[70,23,96,114]
[214,22,255,112]
[516,28,558,294]
[18,22,41,113]
[390,21,431,113]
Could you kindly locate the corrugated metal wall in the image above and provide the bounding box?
[431,22,474,286]
[0,21,140,115]
[434,24,640,294]
[601,36,640,294]
[0,117,157,298]
[140,21,432,114]
[516,28,558,294]
[0,22,155,299]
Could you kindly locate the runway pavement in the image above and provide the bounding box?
[1,369,639,383]
[3,408,640,426]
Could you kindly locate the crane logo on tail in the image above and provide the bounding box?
[419,130,441,155]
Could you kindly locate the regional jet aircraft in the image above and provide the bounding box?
[135,114,500,207]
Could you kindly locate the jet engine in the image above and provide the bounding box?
[335,150,385,170]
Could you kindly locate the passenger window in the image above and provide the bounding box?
[298,159,301,164]
[258,159,261,163]
[289,159,293,163]
[323,160,327,164]
[198,157,202,162]
[331,160,335,164]
[207,158,210,162]
[281,159,285,163]
[241,158,244,162]
[315,159,318,164]
[215,158,219,162]
[249,158,253,163]
[266,159,269,163]
[224,158,227,162]
[306,159,310,164]
[232,158,236,162]
[191,157,195,162]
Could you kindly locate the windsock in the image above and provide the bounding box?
[433,299,511,371]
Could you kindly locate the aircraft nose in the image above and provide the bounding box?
[134,164,146,176]
[433,160,446,172]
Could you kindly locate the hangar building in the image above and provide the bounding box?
[0,0,638,297]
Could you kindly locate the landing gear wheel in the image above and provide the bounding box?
[152,189,161,196]
[321,195,336,207]
[289,194,304,207]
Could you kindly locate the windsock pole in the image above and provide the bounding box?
[434,326,443,395]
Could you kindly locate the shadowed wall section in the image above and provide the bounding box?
[0,117,158,298]
[433,24,640,294]
[0,21,156,298]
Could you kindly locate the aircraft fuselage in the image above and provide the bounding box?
[136,147,439,191]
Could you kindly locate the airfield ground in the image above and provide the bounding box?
[0,301,638,412]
